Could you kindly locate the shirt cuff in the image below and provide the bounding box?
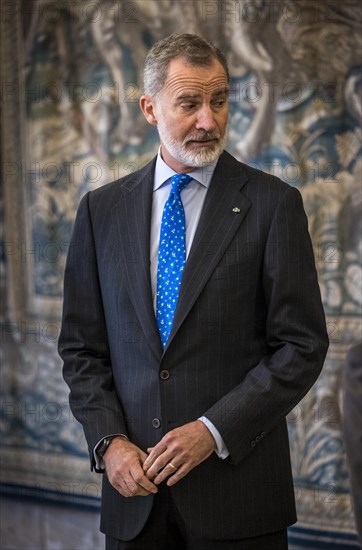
[93,434,128,471]
[198,416,229,459]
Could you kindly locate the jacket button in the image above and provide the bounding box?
[160,370,170,380]
[152,418,161,429]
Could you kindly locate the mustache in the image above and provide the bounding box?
[184,132,220,144]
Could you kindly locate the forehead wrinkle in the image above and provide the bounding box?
[164,75,229,97]
[175,87,229,102]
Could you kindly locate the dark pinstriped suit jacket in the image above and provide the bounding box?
[59,151,329,541]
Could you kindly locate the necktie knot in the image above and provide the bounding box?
[170,173,192,196]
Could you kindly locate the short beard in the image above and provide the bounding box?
[157,117,226,168]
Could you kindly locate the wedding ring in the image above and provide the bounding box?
[168,462,178,471]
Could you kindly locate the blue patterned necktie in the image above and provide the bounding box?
[156,173,192,348]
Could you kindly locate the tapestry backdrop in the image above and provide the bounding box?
[1,1,361,548]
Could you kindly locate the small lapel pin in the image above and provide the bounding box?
[232,207,241,213]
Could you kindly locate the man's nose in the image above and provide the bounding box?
[195,105,217,132]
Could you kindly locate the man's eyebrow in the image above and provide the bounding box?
[212,87,230,96]
[175,87,230,101]
[175,93,202,101]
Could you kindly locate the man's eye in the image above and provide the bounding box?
[182,103,196,110]
[213,99,226,108]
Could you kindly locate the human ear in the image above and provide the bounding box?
[140,95,158,126]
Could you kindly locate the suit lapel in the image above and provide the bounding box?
[112,158,163,361]
[166,152,250,350]
[111,152,250,359]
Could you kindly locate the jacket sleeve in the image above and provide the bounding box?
[58,192,127,470]
[204,185,329,465]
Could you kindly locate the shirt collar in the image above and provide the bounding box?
[153,147,218,191]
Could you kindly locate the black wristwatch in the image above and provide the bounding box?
[97,436,116,459]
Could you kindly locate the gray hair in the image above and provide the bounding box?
[143,33,230,97]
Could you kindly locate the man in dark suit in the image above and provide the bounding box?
[59,34,329,549]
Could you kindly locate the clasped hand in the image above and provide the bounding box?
[104,420,216,498]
